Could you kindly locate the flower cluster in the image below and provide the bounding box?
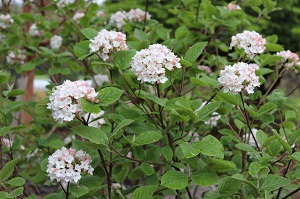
[6,50,26,64]
[47,80,99,123]
[196,101,221,127]
[93,74,109,87]
[55,0,75,8]
[50,35,63,49]
[218,62,260,94]
[198,65,212,74]
[224,3,242,11]
[28,23,43,37]
[108,9,151,30]
[230,30,266,59]
[0,14,14,29]
[46,147,94,185]
[89,29,128,61]
[84,110,106,128]
[131,44,181,84]
[276,50,300,70]
[73,12,85,23]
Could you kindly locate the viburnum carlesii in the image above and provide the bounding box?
[230,30,266,59]
[218,62,260,95]
[93,74,109,87]
[131,44,182,84]
[108,11,127,30]
[0,14,14,29]
[46,147,94,186]
[196,101,221,127]
[50,35,63,49]
[55,0,75,8]
[84,110,106,128]
[198,65,212,74]
[47,80,99,123]
[6,50,26,64]
[276,50,300,70]
[224,3,242,11]
[89,29,128,61]
[28,23,43,37]
[73,12,85,23]
[126,8,151,23]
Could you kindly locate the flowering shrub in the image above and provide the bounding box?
[1,0,300,199]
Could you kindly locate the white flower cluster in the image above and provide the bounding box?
[218,62,260,95]
[46,147,94,185]
[47,80,99,123]
[50,35,63,49]
[89,29,128,61]
[6,50,26,64]
[196,101,221,127]
[276,50,300,70]
[109,9,151,30]
[0,14,14,29]
[73,12,85,23]
[55,0,75,8]
[230,30,266,59]
[28,23,43,37]
[131,44,182,84]
[84,110,106,128]
[224,3,242,11]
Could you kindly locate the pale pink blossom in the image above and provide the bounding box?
[218,62,260,94]
[108,11,127,30]
[126,8,151,23]
[73,12,85,23]
[28,23,43,37]
[50,35,63,49]
[131,44,181,84]
[276,50,300,70]
[230,30,266,59]
[0,14,14,29]
[225,3,242,11]
[6,50,26,64]
[198,65,212,74]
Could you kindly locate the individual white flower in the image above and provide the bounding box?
[218,62,260,94]
[126,8,151,23]
[195,101,221,127]
[0,14,14,29]
[89,29,128,61]
[93,74,109,87]
[50,35,63,49]
[276,50,300,70]
[46,147,94,185]
[73,12,85,23]
[224,3,242,11]
[84,110,106,128]
[131,44,182,84]
[47,80,99,123]
[55,0,75,8]
[230,30,266,59]
[28,23,43,37]
[108,11,127,30]
[6,50,26,64]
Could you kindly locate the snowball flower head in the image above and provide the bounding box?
[50,35,63,49]
[108,11,127,30]
[28,23,43,37]
[126,8,151,23]
[89,29,128,61]
[230,30,266,59]
[131,44,182,84]
[47,80,99,123]
[218,62,260,94]
[0,14,14,29]
[46,147,94,186]
[6,50,26,64]
[84,110,106,128]
[55,0,75,8]
[276,50,300,70]
[225,3,242,11]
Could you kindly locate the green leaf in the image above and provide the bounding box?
[135,90,166,106]
[3,89,25,97]
[141,162,155,176]
[256,130,268,146]
[179,59,192,67]
[271,129,291,151]
[35,97,51,116]
[206,158,237,171]
[98,87,124,106]
[6,177,25,187]
[0,127,10,136]
[191,170,218,186]
[175,25,189,40]
[80,28,98,39]
[290,151,300,162]
[260,55,282,67]
[79,98,100,114]
[134,29,148,41]
[232,174,258,193]
[249,162,269,179]
[161,171,188,190]
[70,185,89,198]
[194,135,224,158]
[216,92,240,105]
[43,193,64,199]
[260,174,290,191]
[265,44,284,52]
[74,40,91,59]
[131,185,157,199]
[113,50,136,70]
[235,143,256,152]
[0,71,9,85]
[184,42,207,63]
[134,131,163,146]
[20,62,36,72]
[7,187,24,198]
[162,146,173,161]
[257,102,277,115]
[112,119,134,136]
[288,129,300,145]
[197,101,222,121]
[0,159,19,182]
[79,175,104,190]
[71,126,107,145]
[179,142,200,158]
[175,100,198,121]
[218,177,240,194]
